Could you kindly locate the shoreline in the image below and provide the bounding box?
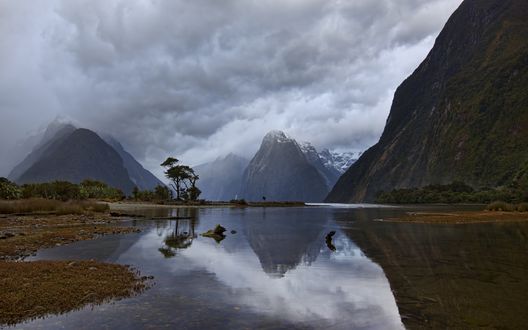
[109,200,307,210]
[0,212,149,326]
[0,213,139,260]
[381,210,528,224]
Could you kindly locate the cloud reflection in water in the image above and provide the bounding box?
[137,224,403,329]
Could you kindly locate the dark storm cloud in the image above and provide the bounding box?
[0,0,462,177]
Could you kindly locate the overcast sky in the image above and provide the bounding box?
[0,0,463,178]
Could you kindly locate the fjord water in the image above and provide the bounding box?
[22,205,528,329]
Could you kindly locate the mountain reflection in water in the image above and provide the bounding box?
[24,207,403,330]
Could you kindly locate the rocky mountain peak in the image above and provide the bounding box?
[240,131,328,202]
[262,130,295,145]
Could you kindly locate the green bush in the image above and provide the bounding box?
[79,180,124,201]
[377,181,525,204]
[19,180,124,201]
[21,181,81,201]
[130,185,171,202]
[0,178,21,200]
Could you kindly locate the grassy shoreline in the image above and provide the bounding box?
[383,210,528,224]
[0,213,139,260]
[0,200,149,326]
[0,260,148,326]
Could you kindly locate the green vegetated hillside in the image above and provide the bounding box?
[327,0,528,202]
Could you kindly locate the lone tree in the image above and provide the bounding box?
[161,157,201,201]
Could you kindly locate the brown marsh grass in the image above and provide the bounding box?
[0,199,109,215]
[0,260,148,326]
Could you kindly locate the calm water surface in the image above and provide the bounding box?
[15,205,528,329]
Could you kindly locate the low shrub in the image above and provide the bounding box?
[56,204,85,215]
[486,201,516,212]
[516,203,528,212]
[82,201,110,213]
[230,199,247,205]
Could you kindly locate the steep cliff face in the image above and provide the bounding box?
[240,131,328,202]
[327,0,528,202]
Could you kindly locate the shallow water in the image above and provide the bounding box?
[16,205,528,329]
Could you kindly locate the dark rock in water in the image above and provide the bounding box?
[159,247,176,258]
[325,231,336,252]
[213,225,226,235]
[230,230,237,234]
[110,212,145,218]
[201,225,227,243]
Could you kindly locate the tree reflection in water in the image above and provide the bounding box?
[157,209,198,258]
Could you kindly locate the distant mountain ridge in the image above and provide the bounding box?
[17,128,136,194]
[327,0,528,202]
[194,154,249,201]
[196,131,358,202]
[299,142,357,189]
[9,121,163,194]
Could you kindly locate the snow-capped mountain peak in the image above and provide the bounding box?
[299,143,359,174]
[319,149,361,173]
